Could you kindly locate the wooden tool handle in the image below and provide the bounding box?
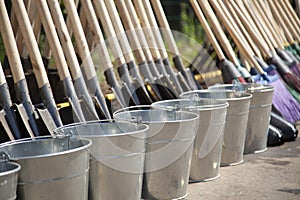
[36,0,71,80]
[223,0,262,58]
[0,0,25,83]
[11,0,50,87]
[189,0,225,60]
[92,0,127,66]
[150,0,180,56]
[47,0,81,80]
[205,0,265,74]
[257,0,288,45]
[267,0,295,44]
[104,0,136,63]
[272,0,300,41]
[114,0,146,64]
[240,0,277,52]
[197,0,241,64]
[250,0,285,50]
[283,0,300,33]
[80,0,113,71]
[123,0,154,62]
[132,0,162,60]
[142,0,169,59]
[63,0,98,80]
[226,0,272,58]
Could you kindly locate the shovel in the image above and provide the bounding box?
[123,0,179,99]
[10,0,63,130]
[46,0,100,121]
[1,0,59,137]
[0,62,22,140]
[130,0,179,97]
[139,0,189,93]
[63,0,134,112]
[113,0,177,100]
[92,0,153,105]
[150,0,200,90]
[35,0,86,123]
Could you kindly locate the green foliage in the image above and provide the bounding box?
[180,2,205,44]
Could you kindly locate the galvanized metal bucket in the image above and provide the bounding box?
[113,106,199,200]
[0,136,91,200]
[55,120,149,200]
[209,84,274,153]
[0,152,21,200]
[181,90,252,166]
[151,99,228,182]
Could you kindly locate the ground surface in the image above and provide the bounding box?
[187,131,300,200]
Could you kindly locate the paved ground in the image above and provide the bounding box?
[187,134,300,199]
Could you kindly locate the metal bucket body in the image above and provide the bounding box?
[55,121,148,200]
[209,84,274,153]
[0,137,91,200]
[182,90,252,166]
[152,99,228,181]
[0,155,21,200]
[113,108,199,199]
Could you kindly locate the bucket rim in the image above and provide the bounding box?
[53,119,149,138]
[180,90,253,101]
[208,83,275,93]
[0,136,92,160]
[0,162,21,176]
[113,106,199,124]
[152,98,229,111]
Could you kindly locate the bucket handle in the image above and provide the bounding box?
[0,151,10,163]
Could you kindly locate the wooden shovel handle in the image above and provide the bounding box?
[150,0,180,56]
[189,0,225,60]
[123,0,154,62]
[104,0,136,63]
[47,0,81,80]
[0,0,25,83]
[132,0,162,60]
[114,0,146,64]
[142,0,168,59]
[62,0,98,80]
[92,0,127,67]
[12,0,49,88]
[36,0,71,80]
[79,0,113,71]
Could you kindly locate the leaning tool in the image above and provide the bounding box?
[150,0,200,90]
[46,0,100,121]
[0,0,42,137]
[35,0,86,123]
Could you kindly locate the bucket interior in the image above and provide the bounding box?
[0,162,20,174]
[0,137,90,160]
